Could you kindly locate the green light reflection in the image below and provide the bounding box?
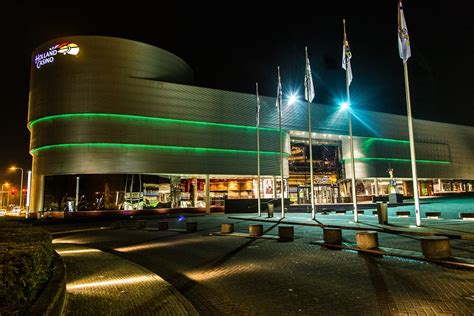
[28,113,280,132]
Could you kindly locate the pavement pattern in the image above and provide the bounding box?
[50,214,474,315]
[54,243,198,315]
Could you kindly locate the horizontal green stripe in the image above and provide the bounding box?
[31,142,287,156]
[28,113,280,132]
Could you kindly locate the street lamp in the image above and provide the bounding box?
[1,182,9,208]
[339,101,359,222]
[9,166,24,211]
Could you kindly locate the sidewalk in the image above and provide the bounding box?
[54,243,198,315]
[229,212,474,240]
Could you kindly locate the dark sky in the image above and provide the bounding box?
[1,0,473,186]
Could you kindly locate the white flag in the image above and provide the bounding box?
[342,28,353,86]
[398,1,411,62]
[276,67,282,110]
[304,47,315,102]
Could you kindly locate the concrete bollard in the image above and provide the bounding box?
[158,222,169,231]
[323,227,342,244]
[249,224,263,237]
[356,231,379,249]
[186,222,198,232]
[221,223,234,234]
[135,220,147,228]
[278,226,294,242]
[421,236,451,259]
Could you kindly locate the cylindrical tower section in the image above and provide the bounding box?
[28,36,285,214]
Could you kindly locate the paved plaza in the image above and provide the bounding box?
[48,209,474,315]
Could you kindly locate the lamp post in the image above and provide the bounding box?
[340,102,358,223]
[1,182,10,208]
[10,167,24,211]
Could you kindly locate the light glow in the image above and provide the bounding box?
[67,275,156,290]
[56,248,101,255]
[288,94,298,106]
[339,102,350,110]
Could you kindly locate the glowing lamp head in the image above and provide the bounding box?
[288,94,297,106]
[340,102,350,111]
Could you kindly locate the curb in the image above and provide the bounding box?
[27,251,67,316]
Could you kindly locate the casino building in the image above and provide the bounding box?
[28,36,474,213]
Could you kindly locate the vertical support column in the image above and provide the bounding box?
[374,178,379,196]
[205,174,210,215]
[30,171,44,217]
[192,177,198,207]
[170,176,181,208]
[438,179,442,193]
[272,176,277,199]
[115,191,120,208]
[75,176,80,211]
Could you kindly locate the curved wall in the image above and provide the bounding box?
[28,36,286,213]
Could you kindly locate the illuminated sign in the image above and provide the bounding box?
[34,42,80,69]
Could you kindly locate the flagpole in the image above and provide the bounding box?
[403,62,421,226]
[305,47,316,220]
[277,66,285,219]
[256,82,261,217]
[343,19,358,223]
[398,0,421,226]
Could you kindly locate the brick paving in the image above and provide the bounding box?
[54,243,198,315]
[50,214,474,315]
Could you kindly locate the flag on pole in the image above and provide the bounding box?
[256,83,260,127]
[342,20,353,86]
[304,47,315,102]
[276,66,282,110]
[398,1,411,62]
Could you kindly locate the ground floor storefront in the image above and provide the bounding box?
[40,173,474,212]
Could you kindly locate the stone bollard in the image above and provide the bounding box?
[323,227,342,244]
[135,220,147,228]
[186,222,198,232]
[158,222,169,231]
[221,223,234,234]
[421,236,451,259]
[249,224,263,237]
[278,226,294,242]
[356,231,379,249]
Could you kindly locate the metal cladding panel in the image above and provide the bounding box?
[342,121,474,179]
[29,36,194,122]
[32,147,283,176]
[30,117,282,153]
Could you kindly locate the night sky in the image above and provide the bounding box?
[1,0,472,187]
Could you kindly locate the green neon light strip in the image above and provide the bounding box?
[30,142,286,156]
[343,157,450,164]
[28,113,280,132]
[363,137,410,144]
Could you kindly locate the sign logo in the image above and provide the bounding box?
[34,42,80,69]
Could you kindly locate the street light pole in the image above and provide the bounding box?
[1,183,9,208]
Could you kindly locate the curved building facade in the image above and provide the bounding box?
[28,36,474,213]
